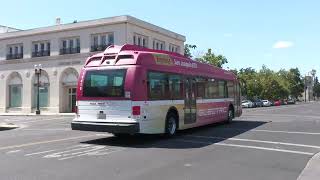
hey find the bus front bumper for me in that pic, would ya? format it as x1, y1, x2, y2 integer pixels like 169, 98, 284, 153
71, 121, 140, 134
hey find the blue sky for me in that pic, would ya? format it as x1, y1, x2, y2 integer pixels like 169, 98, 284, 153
1, 0, 319, 75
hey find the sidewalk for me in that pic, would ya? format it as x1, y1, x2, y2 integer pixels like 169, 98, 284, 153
0, 113, 75, 116
298, 152, 320, 180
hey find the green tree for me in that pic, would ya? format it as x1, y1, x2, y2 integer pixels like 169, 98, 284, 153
197, 49, 228, 68
314, 77, 320, 98
184, 44, 197, 58
287, 68, 304, 99
237, 67, 257, 99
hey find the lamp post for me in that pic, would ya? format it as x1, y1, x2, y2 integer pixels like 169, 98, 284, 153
305, 74, 307, 102
34, 64, 42, 115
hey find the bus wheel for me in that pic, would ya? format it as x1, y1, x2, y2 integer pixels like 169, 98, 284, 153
165, 113, 178, 137
227, 108, 234, 123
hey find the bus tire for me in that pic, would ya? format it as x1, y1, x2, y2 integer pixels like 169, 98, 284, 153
226, 107, 234, 124
165, 113, 178, 137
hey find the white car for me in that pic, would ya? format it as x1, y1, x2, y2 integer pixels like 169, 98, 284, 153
262, 100, 271, 107
242, 100, 254, 108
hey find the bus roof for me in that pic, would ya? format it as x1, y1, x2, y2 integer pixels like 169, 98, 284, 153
84, 44, 237, 81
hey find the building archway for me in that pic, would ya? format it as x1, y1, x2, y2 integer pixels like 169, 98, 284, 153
60, 68, 79, 113
31, 70, 50, 109
6, 72, 23, 109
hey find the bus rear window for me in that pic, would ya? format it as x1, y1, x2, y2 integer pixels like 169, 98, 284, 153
83, 69, 126, 97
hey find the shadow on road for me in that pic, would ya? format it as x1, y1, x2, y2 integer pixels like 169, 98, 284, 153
81, 120, 268, 149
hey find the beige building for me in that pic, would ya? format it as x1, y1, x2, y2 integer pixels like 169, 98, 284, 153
0, 15, 186, 114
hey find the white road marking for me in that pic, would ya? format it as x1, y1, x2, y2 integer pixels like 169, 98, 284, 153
176, 139, 314, 156
6, 150, 21, 154
187, 135, 320, 149
0, 134, 100, 151
225, 128, 320, 135
25, 150, 56, 156
44, 146, 97, 158
244, 114, 320, 119
25, 145, 92, 156
58, 148, 125, 161
57, 146, 107, 160
3, 117, 70, 123
21, 128, 70, 131
61, 146, 105, 157
21, 117, 72, 124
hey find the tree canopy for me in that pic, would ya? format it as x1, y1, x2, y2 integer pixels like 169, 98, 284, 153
234, 66, 305, 100
196, 49, 228, 68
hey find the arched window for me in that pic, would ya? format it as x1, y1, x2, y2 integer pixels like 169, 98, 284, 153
7, 72, 23, 108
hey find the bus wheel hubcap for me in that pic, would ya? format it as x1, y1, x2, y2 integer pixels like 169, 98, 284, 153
168, 117, 176, 134
228, 110, 233, 120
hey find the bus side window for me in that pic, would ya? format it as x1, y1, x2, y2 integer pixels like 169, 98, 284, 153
147, 72, 169, 100
169, 74, 183, 100
196, 77, 206, 99
218, 80, 227, 98
227, 81, 234, 98
205, 79, 218, 99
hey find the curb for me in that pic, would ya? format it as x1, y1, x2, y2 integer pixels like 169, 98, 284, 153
0, 123, 19, 131
0, 113, 75, 117
297, 152, 320, 180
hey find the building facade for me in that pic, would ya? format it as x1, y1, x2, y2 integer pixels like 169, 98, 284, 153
0, 15, 186, 114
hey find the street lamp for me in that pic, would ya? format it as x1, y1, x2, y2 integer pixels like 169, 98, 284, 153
304, 75, 307, 102
34, 64, 42, 115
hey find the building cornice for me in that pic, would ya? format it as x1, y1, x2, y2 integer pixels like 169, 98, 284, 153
0, 15, 185, 42
0, 52, 94, 69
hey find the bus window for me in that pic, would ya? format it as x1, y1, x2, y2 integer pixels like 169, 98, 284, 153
196, 77, 206, 99
83, 69, 126, 97
227, 81, 234, 98
169, 74, 183, 99
148, 72, 169, 100
218, 80, 227, 98
205, 79, 218, 99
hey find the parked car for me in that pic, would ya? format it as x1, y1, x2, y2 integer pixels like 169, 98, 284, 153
269, 100, 275, 106
242, 100, 254, 108
253, 99, 263, 107
282, 99, 288, 105
274, 100, 281, 106
287, 99, 296, 104
262, 100, 272, 107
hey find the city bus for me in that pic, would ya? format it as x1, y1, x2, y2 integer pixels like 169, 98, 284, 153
71, 44, 242, 136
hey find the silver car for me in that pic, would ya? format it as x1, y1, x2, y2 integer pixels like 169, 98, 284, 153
242, 100, 254, 108
262, 100, 271, 107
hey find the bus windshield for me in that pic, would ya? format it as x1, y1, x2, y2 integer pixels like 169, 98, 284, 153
83, 69, 126, 97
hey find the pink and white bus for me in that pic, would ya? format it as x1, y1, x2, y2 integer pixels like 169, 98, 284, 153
71, 44, 242, 136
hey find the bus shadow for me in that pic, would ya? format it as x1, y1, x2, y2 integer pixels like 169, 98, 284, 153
81, 120, 268, 149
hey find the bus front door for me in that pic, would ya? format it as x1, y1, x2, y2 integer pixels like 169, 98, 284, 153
184, 78, 197, 124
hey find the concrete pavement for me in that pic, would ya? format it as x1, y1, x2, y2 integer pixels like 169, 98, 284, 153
0, 103, 319, 179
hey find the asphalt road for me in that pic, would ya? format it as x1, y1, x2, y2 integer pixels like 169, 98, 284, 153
1, 102, 320, 180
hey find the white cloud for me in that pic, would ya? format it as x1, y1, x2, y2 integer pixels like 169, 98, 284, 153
273, 41, 294, 49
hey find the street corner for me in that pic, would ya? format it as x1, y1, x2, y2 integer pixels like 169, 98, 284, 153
0, 122, 19, 131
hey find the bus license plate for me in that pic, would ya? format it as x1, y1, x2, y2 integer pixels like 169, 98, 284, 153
97, 113, 106, 119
